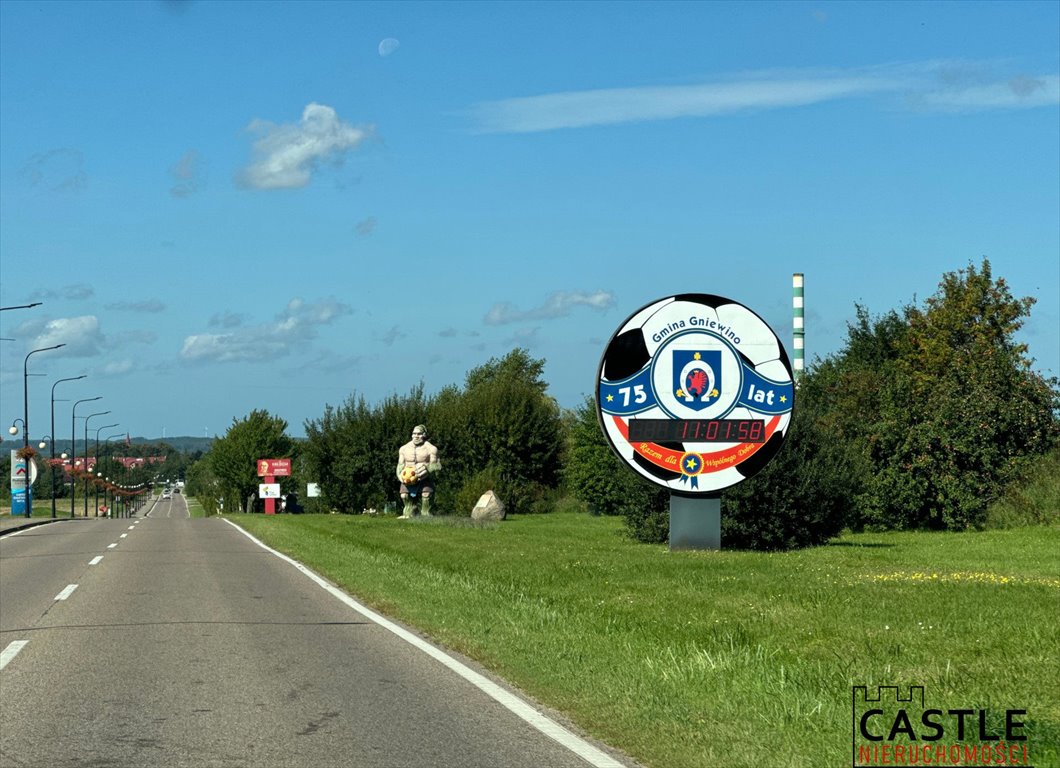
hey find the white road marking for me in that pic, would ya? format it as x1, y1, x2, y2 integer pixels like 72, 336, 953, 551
55, 584, 78, 601
223, 519, 627, 768
89, 556, 104, 565
128, 526, 135, 530
1, 641, 29, 670
107, 543, 117, 549
120, 533, 128, 539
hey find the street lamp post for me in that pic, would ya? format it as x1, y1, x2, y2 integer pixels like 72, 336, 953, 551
104, 434, 124, 517
93, 423, 118, 516
84, 412, 111, 517
21, 344, 65, 517
50, 375, 86, 518
71, 398, 102, 517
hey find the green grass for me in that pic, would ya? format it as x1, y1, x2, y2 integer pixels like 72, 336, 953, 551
224, 512, 1060, 768
184, 496, 207, 518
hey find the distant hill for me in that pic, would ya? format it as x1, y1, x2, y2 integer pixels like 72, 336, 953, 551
1, 436, 213, 456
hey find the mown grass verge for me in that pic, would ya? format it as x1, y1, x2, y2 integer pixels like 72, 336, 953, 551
224, 512, 1060, 768
184, 496, 207, 518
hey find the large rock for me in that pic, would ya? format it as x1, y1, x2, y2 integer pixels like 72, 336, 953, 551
471, 490, 506, 521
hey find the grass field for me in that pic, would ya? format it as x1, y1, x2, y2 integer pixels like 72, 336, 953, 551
224, 512, 1060, 768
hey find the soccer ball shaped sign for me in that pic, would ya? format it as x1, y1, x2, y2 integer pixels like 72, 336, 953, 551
596, 294, 794, 495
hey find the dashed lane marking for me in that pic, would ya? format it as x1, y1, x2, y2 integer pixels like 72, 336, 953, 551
1, 641, 29, 670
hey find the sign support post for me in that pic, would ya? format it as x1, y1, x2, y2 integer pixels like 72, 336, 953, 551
257, 458, 291, 515
264, 474, 275, 514
669, 494, 721, 551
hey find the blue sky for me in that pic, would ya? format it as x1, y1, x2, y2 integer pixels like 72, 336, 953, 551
1, 0, 1057, 441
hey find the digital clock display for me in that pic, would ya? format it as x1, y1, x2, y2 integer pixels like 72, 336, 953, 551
628, 418, 766, 444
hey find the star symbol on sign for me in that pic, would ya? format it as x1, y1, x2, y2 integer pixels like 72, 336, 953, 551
711, 388, 719, 398
606, 394, 614, 402
686, 458, 698, 471
780, 395, 787, 403
693, 352, 701, 360
676, 388, 685, 398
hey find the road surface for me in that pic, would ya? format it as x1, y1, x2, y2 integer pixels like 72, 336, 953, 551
1, 495, 627, 768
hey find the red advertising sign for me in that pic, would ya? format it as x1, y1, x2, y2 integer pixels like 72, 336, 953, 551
257, 458, 291, 477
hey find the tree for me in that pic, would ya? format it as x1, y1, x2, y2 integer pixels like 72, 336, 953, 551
301, 349, 565, 515
303, 386, 430, 513
861, 260, 1060, 529
563, 396, 670, 541
455, 350, 564, 514
208, 410, 294, 512
795, 305, 908, 530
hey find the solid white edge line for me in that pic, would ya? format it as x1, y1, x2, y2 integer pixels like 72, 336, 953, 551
89, 556, 104, 565
221, 518, 625, 768
55, 584, 78, 601
1, 641, 29, 670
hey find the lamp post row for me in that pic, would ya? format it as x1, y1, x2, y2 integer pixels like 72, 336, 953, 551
50, 375, 86, 518
3, 309, 140, 518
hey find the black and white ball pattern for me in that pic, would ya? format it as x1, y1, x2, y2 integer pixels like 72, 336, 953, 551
596, 294, 793, 494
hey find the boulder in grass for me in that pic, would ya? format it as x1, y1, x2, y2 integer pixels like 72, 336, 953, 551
471, 490, 506, 521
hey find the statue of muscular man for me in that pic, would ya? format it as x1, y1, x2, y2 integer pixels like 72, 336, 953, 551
396, 424, 441, 518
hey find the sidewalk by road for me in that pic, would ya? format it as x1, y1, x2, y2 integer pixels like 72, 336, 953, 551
0, 514, 83, 535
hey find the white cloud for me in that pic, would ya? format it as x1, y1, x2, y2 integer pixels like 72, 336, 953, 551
180, 297, 352, 363
238, 103, 374, 190
485, 290, 615, 325
470, 62, 1059, 133
100, 360, 134, 376
378, 38, 400, 57
472, 72, 906, 133
20, 316, 105, 357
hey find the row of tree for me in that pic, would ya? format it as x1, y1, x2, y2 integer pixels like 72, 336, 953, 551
187, 350, 564, 517
185, 260, 1059, 548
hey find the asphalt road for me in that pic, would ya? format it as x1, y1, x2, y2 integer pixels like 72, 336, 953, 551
1, 496, 628, 768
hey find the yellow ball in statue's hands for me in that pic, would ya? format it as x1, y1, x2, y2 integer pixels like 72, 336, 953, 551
401, 466, 418, 484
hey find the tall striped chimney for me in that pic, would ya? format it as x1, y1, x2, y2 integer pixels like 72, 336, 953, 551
793, 273, 805, 382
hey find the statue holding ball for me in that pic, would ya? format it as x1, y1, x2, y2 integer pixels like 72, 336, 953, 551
396, 424, 441, 518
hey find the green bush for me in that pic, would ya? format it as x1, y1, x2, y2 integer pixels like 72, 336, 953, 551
620, 494, 670, 544
983, 447, 1060, 529
302, 349, 565, 516
566, 392, 851, 549
454, 466, 504, 516
721, 405, 850, 550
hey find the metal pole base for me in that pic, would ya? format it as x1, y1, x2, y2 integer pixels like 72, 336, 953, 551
669, 494, 721, 551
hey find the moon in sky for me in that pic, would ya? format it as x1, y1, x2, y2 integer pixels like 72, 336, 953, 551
378, 38, 400, 57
